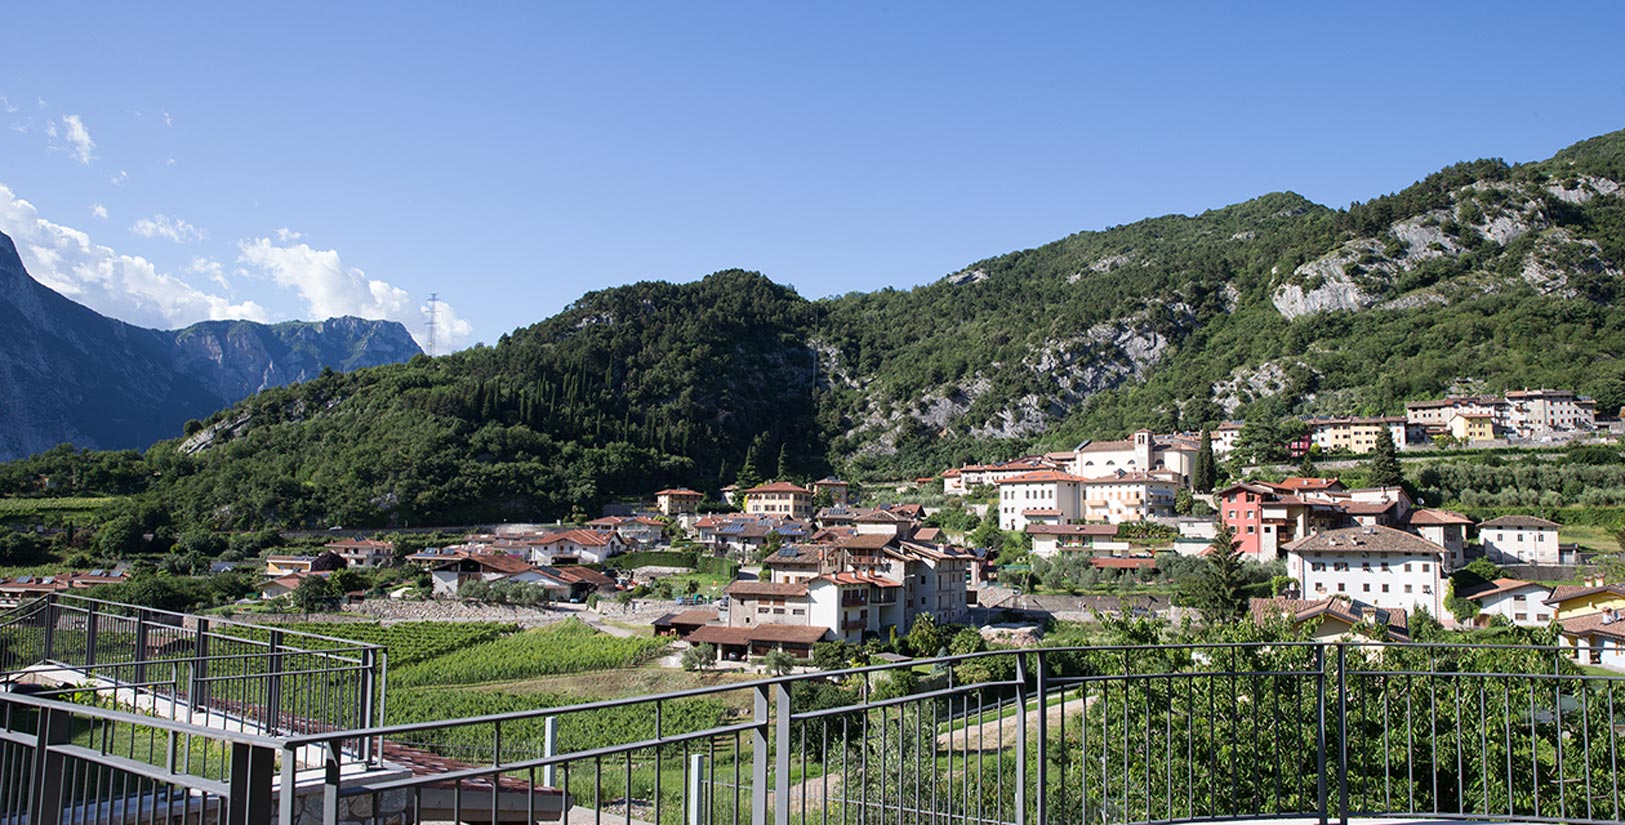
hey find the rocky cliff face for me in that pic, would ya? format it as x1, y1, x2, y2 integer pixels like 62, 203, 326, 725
0, 231, 421, 460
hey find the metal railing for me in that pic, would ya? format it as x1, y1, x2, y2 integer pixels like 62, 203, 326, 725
0, 594, 384, 745
6, 595, 1625, 825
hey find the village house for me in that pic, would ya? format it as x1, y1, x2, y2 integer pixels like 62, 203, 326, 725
1249, 597, 1411, 642
1303, 416, 1409, 453
1024, 523, 1123, 558
585, 516, 663, 547
1209, 421, 1245, 459
1284, 526, 1446, 618
654, 487, 704, 517
1077, 470, 1180, 523
1456, 578, 1554, 627
1448, 412, 1499, 443
1068, 429, 1196, 484
323, 538, 395, 568
523, 529, 624, 565
996, 469, 1086, 531
1478, 515, 1565, 566
811, 477, 851, 506
264, 555, 319, 576
1406, 509, 1474, 569
1406, 396, 1509, 435
943, 457, 1056, 495
0, 569, 128, 609
742, 481, 815, 520
1546, 578, 1625, 668
1505, 389, 1597, 436
407, 548, 570, 598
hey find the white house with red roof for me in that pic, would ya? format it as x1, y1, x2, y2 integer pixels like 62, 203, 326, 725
996, 469, 1088, 531
1077, 470, 1180, 523
1457, 577, 1554, 627
1025, 523, 1122, 557
654, 487, 704, 516
742, 481, 815, 520
524, 529, 624, 565
1285, 526, 1446, 617
323, 538, 396, 568
1406, 509, 1474, 568
1479, 515, 1564, 566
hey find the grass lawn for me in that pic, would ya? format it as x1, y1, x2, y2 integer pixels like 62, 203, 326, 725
1561, 523, 1620, 555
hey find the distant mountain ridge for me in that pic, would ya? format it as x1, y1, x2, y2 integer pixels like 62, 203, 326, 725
0, 231, 421, 460
5, 129, 1625, 529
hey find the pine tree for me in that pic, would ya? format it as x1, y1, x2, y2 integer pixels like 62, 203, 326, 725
1192, 522, 1246, 624
1369, 427, 1403, 487
776, 443, 791, 481
736, 446, 762, 492
1194, 428, 1217, 493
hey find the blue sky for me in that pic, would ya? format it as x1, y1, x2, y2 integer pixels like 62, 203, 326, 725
2, 2, 1623, 349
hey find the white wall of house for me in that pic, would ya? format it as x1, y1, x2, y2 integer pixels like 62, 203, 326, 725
1475, 587, 1554, 627
1288, 549, 1443, 617
1482, 526, 1561, 565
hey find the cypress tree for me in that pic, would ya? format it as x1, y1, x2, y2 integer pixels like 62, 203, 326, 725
1194, 427, 1217, 493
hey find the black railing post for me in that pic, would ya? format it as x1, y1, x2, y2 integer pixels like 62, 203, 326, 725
192, 618, 210, 709
1337, 643, 1349, 825
83, 602, 99, 669
27, 705, 71, 825
267, 630, 284, 736
1316, 643, 1328, 825
1014, 650, 1029, 825
1033, 649, 1048, 825
323, 741, 343, 825
41, 594, 57, 662
229, 742, 276, 825
752, 682, 770, 825
133, 609, 150, 686
774, 680, 792, 825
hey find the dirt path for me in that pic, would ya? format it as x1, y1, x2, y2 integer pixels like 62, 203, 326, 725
935, 693, 1091, 751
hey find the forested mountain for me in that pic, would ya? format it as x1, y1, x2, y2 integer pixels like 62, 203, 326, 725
0, 231, 421, 460
6, 129, 1625, 529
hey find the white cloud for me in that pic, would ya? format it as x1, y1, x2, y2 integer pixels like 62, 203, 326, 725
188, 256, 230, 289
0, 183, 268, 328
0, 96, 16, 114
90, 204, 108, 219
237, 236, 471, 349
131, 214, 205, 244
275, 227, 302, 241
163, 111, 172, 127
59, 115, 95, 164
166, 157, 176, 166
110, 170, 128, 185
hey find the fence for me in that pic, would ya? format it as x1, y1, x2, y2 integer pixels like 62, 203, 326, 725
0, 593, 383, 744
5, 596, 1625, 825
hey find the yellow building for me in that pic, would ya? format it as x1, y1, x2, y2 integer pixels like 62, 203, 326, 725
1448, 412, 1497, 442
1545, 580, 1625, 622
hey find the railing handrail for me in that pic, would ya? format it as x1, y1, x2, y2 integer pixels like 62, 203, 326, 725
0, 685, 292, 749
39, 592, 387, 652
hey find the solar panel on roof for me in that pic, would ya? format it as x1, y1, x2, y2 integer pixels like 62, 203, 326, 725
16, 575, 31, 583
90, 569, 104, 576
40, 577, 53, 584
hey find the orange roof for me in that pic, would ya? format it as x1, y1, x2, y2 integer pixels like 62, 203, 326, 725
1407, 509, 1474, 526
996, 470, 1087, 485
743, 481, 813, 495
656, 488, 704, 497
532, 529, 616, 547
